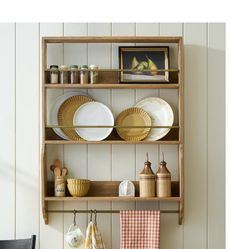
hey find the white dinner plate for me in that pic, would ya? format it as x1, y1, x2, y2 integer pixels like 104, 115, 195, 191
50, 91, 88, 140
73, 102, 114, 141
135, 97, 174, 141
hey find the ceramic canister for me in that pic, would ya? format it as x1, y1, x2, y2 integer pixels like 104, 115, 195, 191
54, 176, 66, 197
139, 155, 156, 197
156, 156, 171, 197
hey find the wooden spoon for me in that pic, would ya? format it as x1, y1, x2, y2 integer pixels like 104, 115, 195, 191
62, 167, 68, 176
54, 159, 61, 169
54, 167, 61, 177
50, 164, 56, 172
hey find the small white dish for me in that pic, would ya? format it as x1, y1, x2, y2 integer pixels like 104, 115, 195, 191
73, 102, 114, 141
119, 180, 135, 197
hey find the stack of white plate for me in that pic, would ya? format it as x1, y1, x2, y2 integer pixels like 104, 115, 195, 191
134, 97, 174, 141
49, 92, 114, 141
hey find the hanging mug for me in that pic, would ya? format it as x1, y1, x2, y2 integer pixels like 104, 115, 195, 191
65, 223, 85, 248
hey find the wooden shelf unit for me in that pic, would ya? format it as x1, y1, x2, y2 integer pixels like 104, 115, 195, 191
41, 36, 184, 225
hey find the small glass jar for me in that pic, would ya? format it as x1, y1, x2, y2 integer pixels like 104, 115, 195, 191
50, 65, 59, 84
89, 65, 99, 84
70, 65, 79, 84
80, 65, 88, 84
59, 65, 69, 84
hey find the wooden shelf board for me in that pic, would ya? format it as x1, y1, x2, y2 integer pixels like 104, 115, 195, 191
44, 140, 180, 145
44, 196, 181, 202
43, 36, 182, 44
44, 83, 179, 89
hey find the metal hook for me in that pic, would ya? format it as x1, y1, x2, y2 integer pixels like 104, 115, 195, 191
73, 210, 77, 226
90, 210, 93, 222
94, 209, 97, 225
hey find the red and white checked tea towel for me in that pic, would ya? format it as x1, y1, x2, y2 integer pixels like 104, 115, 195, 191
120, 210, 160, 249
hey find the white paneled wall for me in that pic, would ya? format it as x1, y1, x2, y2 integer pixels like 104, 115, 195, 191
0, 23, 225, 249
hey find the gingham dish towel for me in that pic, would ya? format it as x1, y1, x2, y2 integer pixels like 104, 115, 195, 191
120, 210, 160, 249
84, 221, 106, 249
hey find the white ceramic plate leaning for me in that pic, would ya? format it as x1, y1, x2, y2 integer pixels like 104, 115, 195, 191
49, 91, 88, 140
73, 102, 114, 141
135, 97, 174, 141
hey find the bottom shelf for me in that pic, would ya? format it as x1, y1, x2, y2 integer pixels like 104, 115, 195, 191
42, 181, 183, 225
45, 180, 180, 198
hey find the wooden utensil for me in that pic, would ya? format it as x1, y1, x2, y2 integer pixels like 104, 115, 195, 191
54, 159, 61, 169
54, 167, 61, 177
62, 167, 68, 176
50, 164, 56, 172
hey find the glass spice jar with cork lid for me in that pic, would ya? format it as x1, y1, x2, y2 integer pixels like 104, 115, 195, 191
50, 65, 59, 84
156, 153, 172, 197
139, 153, 156, 197
70, 65, 79, 84
59, 65, 69, 84
89, 65, 99, 84
80, 65, 89, 84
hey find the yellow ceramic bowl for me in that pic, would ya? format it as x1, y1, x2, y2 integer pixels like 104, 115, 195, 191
67, 179, 90, 197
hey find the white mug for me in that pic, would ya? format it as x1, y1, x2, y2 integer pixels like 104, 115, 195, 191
65, 224, 85, 248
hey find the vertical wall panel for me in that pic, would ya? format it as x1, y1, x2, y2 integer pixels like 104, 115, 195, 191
40, 23, 64, 249
63, 23, 89, 248
87, 23, 112, 249
111, 23, 136, 249
159, 23, 183, 249
135, 22, 159, 210
15, 23, 39, 240
208, 23, 225, 249
184, 23, 208, 249
0, 23, 15, 240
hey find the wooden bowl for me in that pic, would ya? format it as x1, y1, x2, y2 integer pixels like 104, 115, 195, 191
67, 179, 90, 197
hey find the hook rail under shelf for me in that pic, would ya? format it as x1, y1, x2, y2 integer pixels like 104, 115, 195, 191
47, 209, 179, 214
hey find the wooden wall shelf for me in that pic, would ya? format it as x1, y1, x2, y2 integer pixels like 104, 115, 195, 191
44, 83, 179, 89
44, 196, 181, 201
44, 140, 181, 145
41, 36, 184, 225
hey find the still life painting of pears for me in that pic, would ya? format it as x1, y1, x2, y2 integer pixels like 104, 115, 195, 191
131, 55, 158, 75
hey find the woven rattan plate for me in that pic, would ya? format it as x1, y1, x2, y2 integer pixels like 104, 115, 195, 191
116, 107, 151, 141
58, 95, 94, 140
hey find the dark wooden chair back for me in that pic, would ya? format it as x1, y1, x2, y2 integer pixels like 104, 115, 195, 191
0, 235, 36, 249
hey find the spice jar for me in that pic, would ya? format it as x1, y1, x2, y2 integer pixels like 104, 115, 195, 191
139, 153, 156, 197
54, 176, 66, 197
50, 65, 59, 84
156, 153, 171, 197
89, 65, 99, 84
59, 65, 69, 84
80, 65, 88, 84
70, 65, 79, 84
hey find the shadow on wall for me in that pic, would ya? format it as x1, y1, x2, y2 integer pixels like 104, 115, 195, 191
183, 44, 225, 226
0, 161, 38, 191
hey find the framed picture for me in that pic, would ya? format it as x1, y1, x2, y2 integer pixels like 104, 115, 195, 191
119, 46, 169, 83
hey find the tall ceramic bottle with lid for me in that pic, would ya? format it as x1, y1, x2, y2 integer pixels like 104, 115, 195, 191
156, 153, 171, 197
139, 153, 156, 197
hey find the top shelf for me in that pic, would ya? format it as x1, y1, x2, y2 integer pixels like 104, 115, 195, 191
44, 83, 179, 89
42, 36, 182, 44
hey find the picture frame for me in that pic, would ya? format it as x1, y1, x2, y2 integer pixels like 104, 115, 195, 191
119, 46, 169, 83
